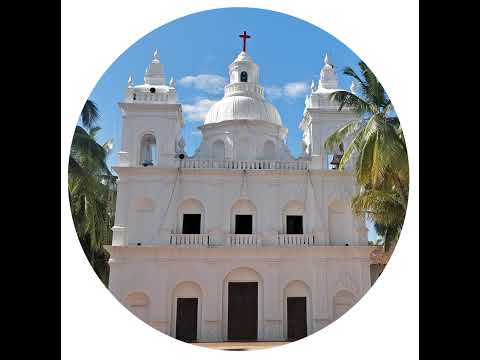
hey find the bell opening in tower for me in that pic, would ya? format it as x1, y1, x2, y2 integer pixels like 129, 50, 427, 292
240, 71, 248, 82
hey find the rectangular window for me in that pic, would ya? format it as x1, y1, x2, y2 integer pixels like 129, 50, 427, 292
235, 215, 253, 234
182, 214, 201, 234
286, 215, 303, 234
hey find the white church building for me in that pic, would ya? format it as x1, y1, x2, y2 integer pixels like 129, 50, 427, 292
106, 36, 375, 343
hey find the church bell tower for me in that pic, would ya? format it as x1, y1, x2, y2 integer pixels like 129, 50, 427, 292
300, 54, 359, 170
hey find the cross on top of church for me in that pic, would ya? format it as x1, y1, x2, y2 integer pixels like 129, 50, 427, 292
239, 31, 251, 52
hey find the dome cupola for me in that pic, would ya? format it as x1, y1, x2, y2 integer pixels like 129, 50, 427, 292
204, 32, 283, 126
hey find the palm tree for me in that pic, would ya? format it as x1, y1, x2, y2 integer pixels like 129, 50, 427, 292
68, 100, 116, 285
324, 61, 409, 251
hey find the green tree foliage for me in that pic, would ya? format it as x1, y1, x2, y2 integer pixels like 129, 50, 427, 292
325, 61, 409, 251
68, 100, 116, 285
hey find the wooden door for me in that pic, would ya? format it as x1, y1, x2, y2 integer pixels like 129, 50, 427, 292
228, 282, 258, 340
287, 297, 307, 340
176, 298, 198, 342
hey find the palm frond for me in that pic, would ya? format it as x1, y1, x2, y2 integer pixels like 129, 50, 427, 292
80, 100, 100, 129
324, 120, 362, 152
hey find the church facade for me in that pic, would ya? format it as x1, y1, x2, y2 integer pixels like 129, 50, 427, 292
106, 39, 375, 342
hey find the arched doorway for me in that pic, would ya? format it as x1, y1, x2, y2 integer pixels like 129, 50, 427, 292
283, 280, 312, 340
171, 281, 203, 342
222, 267, 264, 341
212, 139, 225, 160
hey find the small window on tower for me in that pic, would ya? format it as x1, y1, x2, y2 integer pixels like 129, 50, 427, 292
240, 71, 248, 82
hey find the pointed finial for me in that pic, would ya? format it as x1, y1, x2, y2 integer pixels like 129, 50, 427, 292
128, 75, 134, 88
169, 76, 176, 88
153, 49, 160, 61
311, 80, 315, 91
350, 80, 358, 94
324, 53, 332, 66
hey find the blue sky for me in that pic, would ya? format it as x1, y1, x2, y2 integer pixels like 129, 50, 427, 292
86, 7, 377, 241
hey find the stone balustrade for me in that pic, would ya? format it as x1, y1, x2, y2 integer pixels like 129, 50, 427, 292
227, 234, 258, 247
126, 91, 176, 104
178, 159, 310, 171
170, 233, 209, 246
224, 82, 264, 98
277, 234, 315, 246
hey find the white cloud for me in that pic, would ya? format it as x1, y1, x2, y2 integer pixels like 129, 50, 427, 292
265, 82, 309, 100
284, 82, 309, 98
265, 86, 283, 99
178, 74, 227, 94
182, 99, 217, 122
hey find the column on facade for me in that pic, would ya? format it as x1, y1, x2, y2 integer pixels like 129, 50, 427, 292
112, 177, 129, 246
307, 174, 328, 245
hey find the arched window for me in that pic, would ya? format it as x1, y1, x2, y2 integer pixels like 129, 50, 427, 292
262, 140, 275, 159
328, 200, 352, 245
133, 197, 155, 245
140, 133, 157, 166
212, 139, 225, 160
333, 290, 355, 320
231, 199, 256, 234
177, 199, 205, 234
240, 71, 248, 82
282, 200, 304, 234
124, 292, 150, 323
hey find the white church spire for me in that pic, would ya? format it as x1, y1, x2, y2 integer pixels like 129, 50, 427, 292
123, 48, 179, 104
319, 52, 339, 89
324, 53, 332, 66
144, 49, 165, 85
153, 49, 160, 62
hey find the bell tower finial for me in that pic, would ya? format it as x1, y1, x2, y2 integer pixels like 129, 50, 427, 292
319, 53, 338, 89
144, 49, 165, 85
324, 53, 332, 66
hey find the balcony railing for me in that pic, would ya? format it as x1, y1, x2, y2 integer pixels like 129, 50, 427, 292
278, 234, 314, 246
170, 234, 209, 246
178, 159, 310, 171
227, 234, 258, 247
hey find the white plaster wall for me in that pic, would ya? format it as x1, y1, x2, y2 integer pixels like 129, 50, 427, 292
107, 247, 373, 342
116, 169, 363, 246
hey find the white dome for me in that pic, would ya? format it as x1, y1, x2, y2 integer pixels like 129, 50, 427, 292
204, 95, 283, 126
